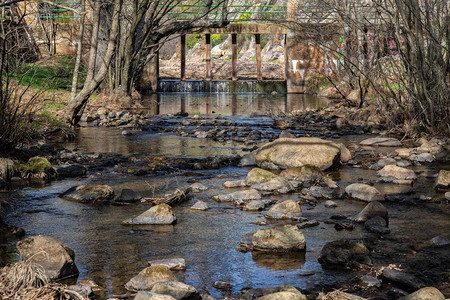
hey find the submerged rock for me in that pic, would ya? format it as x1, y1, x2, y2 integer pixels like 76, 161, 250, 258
222, 180, 247, 188
148, 258, 186, 270
125, 266, 177, 291
189, 183, 208, 193
265, 200, 302, 220
381, 269, 424, 292
353, 201, 388, 223
61, 185, 114, 203
246, 168, 278, 186
151, 281, 200, 300
365, 216, 390, 234
318, 239, 371, 268
254, 137, 342, 170
345, 183, 384, 202
16, 235, 79, 280
212, 189, 261, 203
123, 204, 176, 225
378, 165, 417, 182
252, 225, 306, 252
360, 137, 402, 147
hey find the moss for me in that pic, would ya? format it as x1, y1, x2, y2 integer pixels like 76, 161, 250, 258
140, 265, 175, 280
23, 157, 52, 174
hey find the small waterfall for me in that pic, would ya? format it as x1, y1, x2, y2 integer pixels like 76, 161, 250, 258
157, 80, 287, 94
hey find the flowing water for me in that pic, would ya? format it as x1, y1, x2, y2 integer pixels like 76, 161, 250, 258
1, 93, 449, 298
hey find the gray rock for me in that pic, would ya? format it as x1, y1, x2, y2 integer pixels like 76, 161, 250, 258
244, 200, 266, 211
189, 183, 208, 193
279, 130, 296, 138
123, 204, 176, 225
375, 158, 397, 169
297, 220, 320, 229
360, 137, 402, 147
251, 176, 294, 194
252, 225, 306, 252
435, 170, 450, 189
360, 275, 381, 288
255, 137, 342, 171
118, 188, 141, 203
381, 269, 424, 292
135, 291, 177, 300
410, 153, 434, 163
16, 235, 79, 280
364, 216, 390, 234
301, 186, 338, 199
397, 160, 412, 167
148, 258, 186, 270
190, 201, 208, 211
353, 201, 388, 223
239, 153, 257, 167
345, 183, 384, 202
279, 165, 324, 184
318, 239, 372, 268
378, 165, 417, 184
265, 200, 302, 220
212, 189, 261, 203
317, 291, 367, 300
399, 287, 445, 300
68, 284, 94, 298
56, 164, 87, 178
61, 185, 114, 203
151, 281, 200, 300
324, 200, 338, 208
125, 266, 177, 291
445, 192, 450, 200
258, 290, 306, 300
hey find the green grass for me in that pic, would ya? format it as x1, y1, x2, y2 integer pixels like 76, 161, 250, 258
14, 56, 86, 92
31, 109, 67, 130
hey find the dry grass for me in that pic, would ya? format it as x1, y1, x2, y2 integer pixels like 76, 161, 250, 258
0, 158, 18, 181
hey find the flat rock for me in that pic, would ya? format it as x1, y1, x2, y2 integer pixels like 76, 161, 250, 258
123, 204, 176, 225
16, 235, 79, 280
345, 183, 384, 202
125, 266, 177, 291
212, 189, 261, 203
265, 200, 302, 220
353, 201, 388, 223
254, 137, 342, 171
395, 148, 412, 158
56, 164, 87, 178
324, 200, 338, 208
435, 170, 450, 189
251, 176, 294, 194
297, 220, 319, 229
151, 281, 200, 300
301, 186, 338, 199
148, 258, 186, 270
189, 183, 208, 193
381, 269, 424, 292
360, 137, 402, 147
374, 158, 397, 169
252, 225, 306, 252
258, 291, 306, 300
410, 153, 434, 163
399, 287, 445, 300
190, 201, 208, 211
244, 200, 266, 211
246, 168, 278, 185
222, 180, 247, 188
61, 185, 114, 203
279, 165, 324, 184
378, 165, 417, 182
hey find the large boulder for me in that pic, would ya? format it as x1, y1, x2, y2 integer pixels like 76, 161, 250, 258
151, 281, 200, 300
246, 168, 278, 186
435, 170, 450, 190
360, 137, 402, 147
345, 183, 384, 202
252, 225, 306, 252
125, 266, 177, 291
61, 185, 114, 203
318, 240, 371, 268
353, 201, 388, 223
251, 177, 294, 194
16, 235, 79, 280
399, 287, 445, 300
123, 204, 176, 225
377, 165, 417, 184
265, 200, 302, 220
254, 137, 342, 170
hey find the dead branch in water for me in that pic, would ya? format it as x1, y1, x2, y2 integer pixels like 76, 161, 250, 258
142, 188, 190, 206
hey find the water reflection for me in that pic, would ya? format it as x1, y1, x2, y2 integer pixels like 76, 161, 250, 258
251, 251, 306, 271
137, 93, 329, 117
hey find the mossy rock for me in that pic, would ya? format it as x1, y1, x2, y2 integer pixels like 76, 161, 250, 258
23, 157, 53, 174
246, 168, 278, 186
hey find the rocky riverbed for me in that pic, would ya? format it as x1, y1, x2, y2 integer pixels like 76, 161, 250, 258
1, 98, 449, 300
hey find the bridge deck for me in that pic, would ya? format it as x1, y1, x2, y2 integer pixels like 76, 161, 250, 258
200, 23, 286, 34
